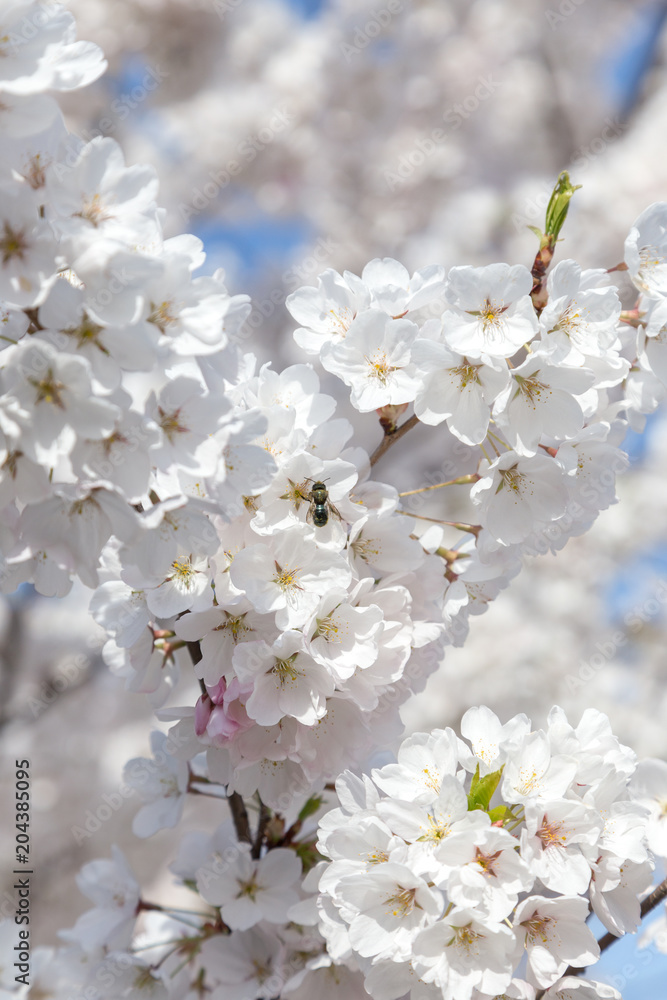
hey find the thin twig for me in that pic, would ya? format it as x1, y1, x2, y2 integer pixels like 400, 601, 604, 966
399, 474, 478, 497
369, 414, 420, 467
252, 801, 271, 859
396, 510, 481, 534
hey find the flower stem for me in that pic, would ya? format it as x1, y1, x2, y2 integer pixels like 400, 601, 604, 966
396, 510, 481, 534
398, 474, 478, 497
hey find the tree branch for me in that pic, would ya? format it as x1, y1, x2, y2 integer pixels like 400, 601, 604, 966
228, 792, 252, 845
252, 800, 271, 859
185, 637, 252, 845
369, 413, 420, 468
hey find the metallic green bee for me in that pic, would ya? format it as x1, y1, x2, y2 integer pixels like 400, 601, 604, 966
306, 479, 341, 528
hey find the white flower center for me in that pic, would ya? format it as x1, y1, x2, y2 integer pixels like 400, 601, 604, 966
384, 885, 419, 918
364, 350, 397, 385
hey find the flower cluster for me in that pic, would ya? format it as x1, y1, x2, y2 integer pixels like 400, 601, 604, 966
2, 5, 667, 999
316, 705, 665, 1000
3, 1, 667, 812
11, 705, 667, 1000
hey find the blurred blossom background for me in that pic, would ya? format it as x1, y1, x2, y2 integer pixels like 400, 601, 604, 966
2, 0, 667, 995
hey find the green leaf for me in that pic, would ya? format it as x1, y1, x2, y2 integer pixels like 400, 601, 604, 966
467, 766, 504, 812
488, 805, 512, 824
294, 841, 325, 873
298, 794, 323, 823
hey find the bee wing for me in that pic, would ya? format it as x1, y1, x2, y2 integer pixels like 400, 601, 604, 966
306, 503, 314, 525
327, 500, 343, 522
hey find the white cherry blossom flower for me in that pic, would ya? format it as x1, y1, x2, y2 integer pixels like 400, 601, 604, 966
174, 602, 275, 686
249, 363, 336, 434
199, 927, 283, 1000
630, 757, 667, 857
360, 258, 446, 316
458, 705, 531, 776
333, 862, 443, 962
144, 553, 213, 618
197, 842, 301, 928
412, 337, 509, 444
0, 1, 106, 94
305, 588, 383, 681
46, 136, 160, 256
437, 821, 534, 921
590, 857, 653, 936
287, 267, 370, 355
320, 309, 420, 411
59, 846, 140, 953
520, 799, 602, 895
471, 452, 569, 545
349, 512, 425, 575
19, 485, 139, 588
493, 350, 594, 456
554, 423, 628, 514
89, 580, 151, 649
624, 201, 667, 296
513, 895, 599, 989
375, 775, 469, 855
0, 182, 57, 305
412, 908, 516, 1000
442, 263, 538, 359
229, 529, 351, 629
148, 375, 228, 479
37, 277, 159, 381
232, 630, 334, 726
541, 978, 622, 1000
538, 261, 622, 362
501, 730, 576, 804
120, 498, 218, 580
70, 408, 160, 502
372, 728, 459, 805
2, 337, 119, 450
123, 731, 189, 838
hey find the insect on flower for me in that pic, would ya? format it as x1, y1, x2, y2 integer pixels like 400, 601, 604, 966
305, 479, 342, 528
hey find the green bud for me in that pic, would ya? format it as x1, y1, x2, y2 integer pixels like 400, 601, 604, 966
544, 171, 581, 243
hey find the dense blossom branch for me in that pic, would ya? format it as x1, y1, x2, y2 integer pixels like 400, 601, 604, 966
2, 5, 667, 1000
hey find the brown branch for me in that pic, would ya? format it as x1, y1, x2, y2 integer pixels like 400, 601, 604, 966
186, 640, 203, 667
185, 639, 252, 843
369, 413, 420, 468
228, 792, 252, 845
252, 801, 271, 859
640, 876, 667, 920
